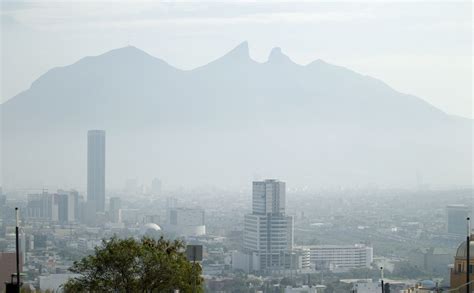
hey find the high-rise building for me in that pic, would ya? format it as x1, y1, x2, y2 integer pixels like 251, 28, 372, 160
87, 130, 106, 212
27, 192, 52, 220
27, 190, 78, 223
237, 179, 294, 273
446, 204, 470, 235
55, 190, 78, 223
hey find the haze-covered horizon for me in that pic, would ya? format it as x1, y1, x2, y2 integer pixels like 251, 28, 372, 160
1, 3, 474, 291
1, 41, 472, 191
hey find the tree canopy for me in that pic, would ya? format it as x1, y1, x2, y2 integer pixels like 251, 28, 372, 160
63, 236, 202, 293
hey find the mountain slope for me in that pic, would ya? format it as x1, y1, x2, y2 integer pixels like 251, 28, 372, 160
1, 42, 472, 189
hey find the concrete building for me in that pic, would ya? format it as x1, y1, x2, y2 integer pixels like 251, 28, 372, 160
234, 179, 294, 273
446, 204, 470, 235
87, 130, 106, 212
55, 190, 78, 223
408, 247, 454, 273
27, 192, 52, 220
298, 244, 373, 271
27, 190, 78, 223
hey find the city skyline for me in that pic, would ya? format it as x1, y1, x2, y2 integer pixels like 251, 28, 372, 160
0, 2, 472, 292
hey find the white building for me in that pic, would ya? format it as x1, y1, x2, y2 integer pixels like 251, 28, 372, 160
234, 179, 295, 273
297, 244, 373, 271
284, 285, 326, 293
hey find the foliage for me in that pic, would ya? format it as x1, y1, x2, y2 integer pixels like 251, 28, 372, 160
391, 261, 426, 279
63, 236, 202, 293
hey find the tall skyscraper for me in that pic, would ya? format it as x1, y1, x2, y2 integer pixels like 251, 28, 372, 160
87, 130, 106, 212
239, 179, 294, 272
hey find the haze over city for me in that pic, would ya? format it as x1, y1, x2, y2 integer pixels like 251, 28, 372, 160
0, 1, 472, 293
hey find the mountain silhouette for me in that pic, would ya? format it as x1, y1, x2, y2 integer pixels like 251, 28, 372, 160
1, 42, 472, 189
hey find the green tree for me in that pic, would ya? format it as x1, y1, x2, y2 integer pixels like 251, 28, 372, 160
391, 261, 426, 279
63, 236, 203, 293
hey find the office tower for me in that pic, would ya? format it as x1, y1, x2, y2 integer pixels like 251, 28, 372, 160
87, 130, 106, 212
27, 190, 77, 223
151, 178, 162, 196
446, 204, 470, 235
240, 179, 294, 272
55, 190, 78, 223
252, 180, 286, 215
109, 197, 122, 223
27, 192, 53, 220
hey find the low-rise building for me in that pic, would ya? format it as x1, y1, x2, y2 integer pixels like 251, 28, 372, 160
297, 244, 373, 271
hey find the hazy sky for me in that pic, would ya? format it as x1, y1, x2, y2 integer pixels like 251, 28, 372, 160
1, 1, 472, 118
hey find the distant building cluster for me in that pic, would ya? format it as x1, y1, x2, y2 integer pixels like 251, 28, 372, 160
0, 130, 472, 292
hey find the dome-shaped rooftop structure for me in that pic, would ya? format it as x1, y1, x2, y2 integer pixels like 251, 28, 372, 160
455, 236, 474, 259
140, 223, 162, 238
418, 280, 436, 289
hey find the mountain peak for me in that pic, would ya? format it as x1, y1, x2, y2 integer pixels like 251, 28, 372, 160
225, 41, 250, 59
267, 47, 294, 64
102, 45, 151, 59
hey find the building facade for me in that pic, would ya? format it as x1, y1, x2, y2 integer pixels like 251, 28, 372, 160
298, 244, 373, 271
87, 130, 106, 212
238, 179, 294, 273
27, 190, 78, 223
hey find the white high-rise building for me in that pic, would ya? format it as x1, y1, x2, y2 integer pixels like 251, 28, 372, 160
237, 179, 294, 273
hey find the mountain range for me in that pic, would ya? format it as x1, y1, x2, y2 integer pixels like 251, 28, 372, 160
1, 42, 472, 190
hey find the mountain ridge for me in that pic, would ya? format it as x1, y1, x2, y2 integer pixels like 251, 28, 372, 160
1, 42, 471, 189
